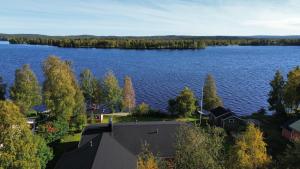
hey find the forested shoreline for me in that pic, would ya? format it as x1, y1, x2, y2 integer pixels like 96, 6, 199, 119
2, 34, 300, 49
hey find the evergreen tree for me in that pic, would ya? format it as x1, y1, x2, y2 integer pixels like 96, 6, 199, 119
268, 70, 285, 114
0, 76, 6, 100
229, 124, 271, 169
203, 74, 223, 110
9, 64, 42, 114
0, 101, 52, 169
102, 71, 122, 112
284, 66, 300, 113
79, 69, 99, 104
122, 76, 136, 112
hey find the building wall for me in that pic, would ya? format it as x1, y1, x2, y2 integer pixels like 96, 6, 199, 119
222, 117, 242, 130
282, 128, 300, 141
282, 128, 292, 140
291, 130, 300, 141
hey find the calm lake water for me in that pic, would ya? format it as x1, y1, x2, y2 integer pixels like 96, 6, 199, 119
0, 41, 299, 115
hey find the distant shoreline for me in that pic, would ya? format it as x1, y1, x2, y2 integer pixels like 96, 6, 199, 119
1, 34, 300, 49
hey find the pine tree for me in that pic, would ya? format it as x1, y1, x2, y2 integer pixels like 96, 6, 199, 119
9, 64, 42, 114
0, 76, 6, 100
102, 71, 122, 112
122, 76, 136, 112
268, 70, 285, 114
229, 124, 271, 169
203, 74, 223, 110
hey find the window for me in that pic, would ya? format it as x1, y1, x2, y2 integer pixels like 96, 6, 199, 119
229, 119, 235, 123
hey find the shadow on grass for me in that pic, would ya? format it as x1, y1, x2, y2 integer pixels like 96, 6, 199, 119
46, 141, 79, 169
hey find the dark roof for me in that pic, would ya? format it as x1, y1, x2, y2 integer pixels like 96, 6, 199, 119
33, 104, 48, 113
55, 135, 101, 169
220, 112, 234, 120
210, 106, 231, 118
55, 121, 184, 169
91, 133, 137, 169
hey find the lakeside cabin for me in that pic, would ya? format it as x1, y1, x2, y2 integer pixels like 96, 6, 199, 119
282, 119, 300, 141
209, 106, 244, 130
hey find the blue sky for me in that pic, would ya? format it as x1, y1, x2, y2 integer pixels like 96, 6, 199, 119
1, 0, 300, 36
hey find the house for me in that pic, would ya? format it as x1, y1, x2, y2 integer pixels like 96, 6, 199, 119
55, 120, 185, 169
33, 104, 50, 114
26, 117, 37, 132
282, 119, 300, 141
209, 106, 244, 129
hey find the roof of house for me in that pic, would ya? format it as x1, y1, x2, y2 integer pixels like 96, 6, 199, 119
55, 121, 184, 169
210, 106, 231, 118
289, 119, 300, 132
33, 104, 49, 113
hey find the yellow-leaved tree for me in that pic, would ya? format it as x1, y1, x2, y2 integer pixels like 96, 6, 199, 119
137, 144, 159, 169
229, 123, 271, 169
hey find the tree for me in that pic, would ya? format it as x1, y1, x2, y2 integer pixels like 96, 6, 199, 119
168, 87, 197, 117
284, 66, 300, 113
174, 125, 226, 169
134, 102, 150, 116
71, 84, 87, 131
79, 69, 99, 104
0, 101, 52, 169
74, 113, 87, 130
9, 64, 42, 114
102, 71, 122, 112
279, 141, 300, 169
34, 135, 53, 169
229, 124, 271, 169
0, 76, 6, 100
268, 70, 285, 114
43, 56, 85, 140
43, 56, 76, 121
137, 143, 159, 169
122, 76, 136, 112
203, 74, 223, 110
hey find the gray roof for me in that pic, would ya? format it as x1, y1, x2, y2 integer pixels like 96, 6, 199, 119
210, 106, 231, 118
289, 119, 300, 132
55, 121, 184, 169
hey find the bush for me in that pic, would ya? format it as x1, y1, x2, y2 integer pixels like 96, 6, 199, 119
134, 102, 150, 116
71, 113, 87, 131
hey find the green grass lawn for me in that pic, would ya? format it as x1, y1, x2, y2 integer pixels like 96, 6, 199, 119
60, 132, 81, 143
93, 113, 200, 124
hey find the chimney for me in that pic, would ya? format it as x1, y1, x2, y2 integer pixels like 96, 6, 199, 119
108, 117, 113, 132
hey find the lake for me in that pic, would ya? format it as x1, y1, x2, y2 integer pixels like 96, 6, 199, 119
0, 41, 299, 115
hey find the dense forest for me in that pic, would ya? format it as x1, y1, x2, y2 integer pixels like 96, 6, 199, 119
1, 34, 300, 49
